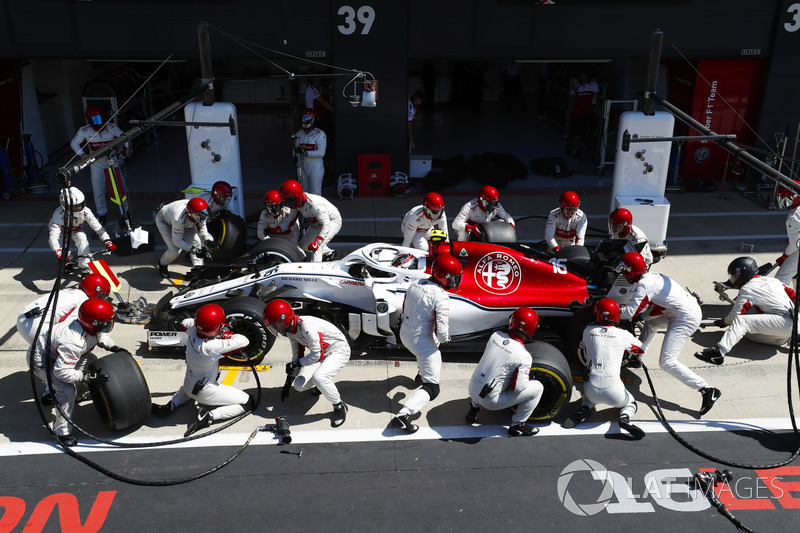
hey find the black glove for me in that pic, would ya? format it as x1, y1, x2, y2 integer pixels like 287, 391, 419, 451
294, 146, 306, 155
83, 372, 109, 384
286, 360, 301, 375
714, 318, 727, 328
107, 345, 124, 353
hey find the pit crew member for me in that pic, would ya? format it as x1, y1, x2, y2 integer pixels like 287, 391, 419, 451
294, 109, 327, 196
545, 190, 587, 252
401, 192, 448, 250
257, 189, 300, 244
154, 197, 214, 278
452, 186, 515, 241
198, 180, 234, 219
608, 208, 653, 266
279, 179, 341, 262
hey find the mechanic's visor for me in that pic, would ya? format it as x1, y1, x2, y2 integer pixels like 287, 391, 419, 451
266, 204, 283, 217
89, 114, 103, 126
93, 319, 114, 334
480, 198, 499, 212
266, 320, 288, 337
447, 273, 462, 290
561, 206, 577, 218
215, 194, 232, 207
188, 209, 209, 224
608, 221, 625, 237
424, 206, 443, 220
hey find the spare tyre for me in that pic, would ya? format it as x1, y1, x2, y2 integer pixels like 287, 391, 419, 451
526, 340, 573, 421
247, 238, 305, 270
476, 220, 517, 243
88, 351, 151, 430
207, 211, 248, 263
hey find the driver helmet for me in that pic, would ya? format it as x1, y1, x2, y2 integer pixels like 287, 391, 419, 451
85, 105, 106, 131
559, 191, 580, 218
194, 304, 226, 339
390, 172, 409, 199
262, 298, 296, 336
593, 298, 620, 325
616, 252, 648, 283
430, 255, 462, 289
78, 298, 115, 336
423, 192, 445, 221
211, 181, 233, 208
263, 189, 283, 217
186, 197, 210, 224
478, 186, 500, 212
80, 273, 111, 300
279, 180, 305, 209
59, 187, 85, 212
301, 109, 317, 131
726, 256, 758, 289
508, 307, 538, 343
608, 208, 633, 238
391, 253, 416, 269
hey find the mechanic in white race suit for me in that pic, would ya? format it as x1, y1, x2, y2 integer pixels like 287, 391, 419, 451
401, 192, 449, 250
30, 298, 117, 447
151, 304, 253, 437
465, 307, 543, 437
263, 299, 350, 428
154, 197, 214, 278
49, 187, 117, 273
69, 105, 130, 224
616, 252, 722, 417
279, 179, 341, 262
452, 185, 515, 241
608, 208, 653, 266
257, 189, 300, 244
198, 180, 234, 220
294, 109, 327, 196
775, 184, 800, 289
695, 257, 796, 366
545, 190, 587, 252
564, 298, 646, 439
392, 255, 463, 433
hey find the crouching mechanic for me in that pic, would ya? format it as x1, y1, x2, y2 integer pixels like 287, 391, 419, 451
608, 208, 653, 266
154, 197, 214, 278
257, 189, 300, 244
199, 180, 234, 219
49, 187, 117, 273
452, 186, 514, 241
392, 255, 462, 433
564, 298, 646, 439
695, 257, 796, 365
152, 304, 253, 437
279, 179, 341, 262
401, 192, 449, 250
465, 307, 543, 437
263, 299, 350, 427
29, 298, 117, 447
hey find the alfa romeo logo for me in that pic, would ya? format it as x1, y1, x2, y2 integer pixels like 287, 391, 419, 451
474, 252, 521, 294
557, 459, 614, 516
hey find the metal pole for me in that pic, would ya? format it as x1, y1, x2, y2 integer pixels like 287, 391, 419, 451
643, 29, 663, 116
198, 22, 215, 106
648, 92, 800, 196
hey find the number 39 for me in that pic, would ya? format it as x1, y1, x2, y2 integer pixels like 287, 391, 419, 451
337, 5, 376, 35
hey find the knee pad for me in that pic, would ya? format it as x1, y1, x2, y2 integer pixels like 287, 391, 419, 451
421, 382, 440, 401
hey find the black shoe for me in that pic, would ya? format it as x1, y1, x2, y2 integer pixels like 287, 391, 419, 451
563, 406, 591, 429
158, 263, 169, 279
700, 387, 722, 416
618, 415, 646, 439
41, 391, 55, 406
184, 408, 212, 437
391, 414, 419, 434
57, 434, 78, 447
151, 402, 174, 417
465, 404, 480, 424
332, 402, 348, 428
695, 347, 724, 365
508, 423, 539, 437
76, 390, 92, 403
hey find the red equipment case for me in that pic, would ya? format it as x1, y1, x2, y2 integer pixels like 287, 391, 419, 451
357, 154, 391, 197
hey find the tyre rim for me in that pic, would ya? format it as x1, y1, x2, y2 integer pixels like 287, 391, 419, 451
226, 315, 264, 363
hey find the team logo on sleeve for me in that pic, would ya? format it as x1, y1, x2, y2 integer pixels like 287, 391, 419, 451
474, 252, 521, 294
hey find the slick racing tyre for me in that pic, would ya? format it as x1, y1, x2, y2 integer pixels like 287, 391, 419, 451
221, 296, 275, 365
88, 350, 152, 430
566, 304, 594, 363
248, 238, 305, 270
207, 211, 248, 263
525, 340, 573, 421
475, 220, 517, 243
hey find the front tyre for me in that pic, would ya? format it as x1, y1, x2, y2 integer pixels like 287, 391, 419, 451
221, 296, 275, 365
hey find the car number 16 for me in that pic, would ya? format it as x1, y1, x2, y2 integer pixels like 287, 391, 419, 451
550, 257, 568, 274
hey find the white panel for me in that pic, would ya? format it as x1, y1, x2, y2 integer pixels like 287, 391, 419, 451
615, 195, 670, 251
184, 101, 244, 218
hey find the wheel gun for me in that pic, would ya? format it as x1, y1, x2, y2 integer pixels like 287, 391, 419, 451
713, 281, 735, 305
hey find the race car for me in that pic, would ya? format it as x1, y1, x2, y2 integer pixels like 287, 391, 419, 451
147, 235, 633, 421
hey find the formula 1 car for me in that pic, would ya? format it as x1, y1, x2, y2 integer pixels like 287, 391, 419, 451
147, 232, 633, 421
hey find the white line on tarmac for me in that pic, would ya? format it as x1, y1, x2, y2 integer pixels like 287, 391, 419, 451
1, 417, 793, 457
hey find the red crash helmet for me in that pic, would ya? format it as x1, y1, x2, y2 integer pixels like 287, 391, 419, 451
187, 197, 210, 224
279, 180, 305, 209
264, 189, 283, 217
85, 105, 105, 130
616, 252, 648, 282
195, 304, 226, 339
78, 298, 115, 336
262, 298, 296, 336
508, 307, 539, 343
478, 186, 500, 212
211, 181, 233, 207
608, 208, 633, 237
423, 192, 445, 221
593, 298, 620, 324
430, 255, 462, 289
80, 273, 111, 299
559, 191, 580, 216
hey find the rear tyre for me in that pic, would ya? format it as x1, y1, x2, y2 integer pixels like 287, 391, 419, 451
526, 340, 573, 421
88, 351, 152, 430
221, 296, 275, 365
476, 220, 517, 243
207, 212, 247, 263
247, 238, 305, 270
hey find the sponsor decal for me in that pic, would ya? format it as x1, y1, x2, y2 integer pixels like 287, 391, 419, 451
474, 252, 521, 295
0, 491, 116, 530
694, 146, 710, 162
340, 280, 364, 286
459, 248, 468, 257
